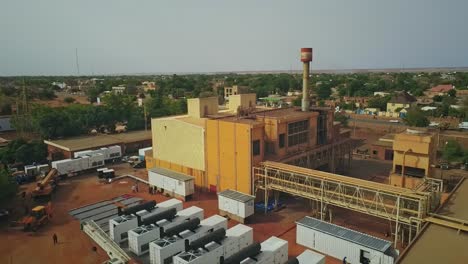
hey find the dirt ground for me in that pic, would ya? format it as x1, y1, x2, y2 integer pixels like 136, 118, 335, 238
0, 159, 397, 264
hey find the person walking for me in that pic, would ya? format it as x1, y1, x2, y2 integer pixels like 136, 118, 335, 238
53, 233, 58, 245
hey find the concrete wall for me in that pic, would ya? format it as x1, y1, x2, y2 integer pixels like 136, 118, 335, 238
187, 97, 218, 118
228, 94, 256, 112
152, 118, 205, 171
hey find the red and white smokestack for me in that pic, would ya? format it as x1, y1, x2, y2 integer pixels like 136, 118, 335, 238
300, 48, 313, 112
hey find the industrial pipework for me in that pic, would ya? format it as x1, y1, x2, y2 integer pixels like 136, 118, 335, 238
300, 48, 313, 112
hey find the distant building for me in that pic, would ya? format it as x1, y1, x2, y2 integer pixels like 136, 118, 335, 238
426, 84, 454, 97
387, 92, 416, 113
374, 92, 390, 97
142, 81, 157, 92
112, 86, 126, 95
370, 134, 395, 161
224, 85, 250, 100
52, 82, 67, 89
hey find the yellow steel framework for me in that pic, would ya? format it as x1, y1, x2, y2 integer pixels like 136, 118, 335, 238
253, 161, 441, 246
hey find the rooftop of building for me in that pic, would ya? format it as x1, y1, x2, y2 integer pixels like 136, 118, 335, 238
44, 130, 152, 152
399, 180, 468, 263
429, 84, 453, 93
388, 92, 417, 104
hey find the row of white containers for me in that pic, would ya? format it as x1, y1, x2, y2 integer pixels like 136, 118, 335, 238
128, 206, 204, 256
74, 145, 122, 160
52, 153, 105, 176
171, 223, 254, 264
150, 215, 229, 264
110, 199, 183, 244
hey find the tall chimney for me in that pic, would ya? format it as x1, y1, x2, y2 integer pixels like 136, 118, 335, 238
300, 48, 312, 112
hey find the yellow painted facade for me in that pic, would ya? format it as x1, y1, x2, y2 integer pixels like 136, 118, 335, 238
187, 97, 218, 118
391, 130, 435, 188
206, 119, 264, 194
151, 118, 206, 171
387, 102, 413, 113
228, 93, 256, 112
150, 95, 337, 194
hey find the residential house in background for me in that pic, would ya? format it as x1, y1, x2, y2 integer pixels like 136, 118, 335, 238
386, 92, 417, 114
142, 81, 157, 92
224, 85, 250, 100
425, 84, 454, 98
374, 91, 390, 97
112, 86, 126, 95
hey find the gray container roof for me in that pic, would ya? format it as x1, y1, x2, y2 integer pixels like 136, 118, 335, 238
296, 216, 392, 253
218, 189, 255, 203
149, 167, 194, 182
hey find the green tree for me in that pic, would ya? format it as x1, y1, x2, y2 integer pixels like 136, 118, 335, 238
0, 167, 17, 202
367, 95, 391, 111
403, 108, 429, 127
448, 89, 456, 97
442, 140, 464, 162
334, 112, 349, 126
316, 83, 332, 99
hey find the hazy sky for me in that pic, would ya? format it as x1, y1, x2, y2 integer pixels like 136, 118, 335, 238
1, 0, 468, 76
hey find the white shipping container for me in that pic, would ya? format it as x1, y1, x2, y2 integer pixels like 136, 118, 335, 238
149, 168, 195, 198
297, 250, 325, 264
74, 150, 93, 158
296, 217, 397, 264
218, 190, 255, 220
260, 236, 288, 264
108, 145, 122, 160
88, 153, 105, 168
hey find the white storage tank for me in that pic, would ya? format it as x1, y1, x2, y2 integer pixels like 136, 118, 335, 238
260, 236, 288, 264
297, 249, 325, 264
149, 167, 195, 201
296, 216, 398, 264
218, 189, 255, 223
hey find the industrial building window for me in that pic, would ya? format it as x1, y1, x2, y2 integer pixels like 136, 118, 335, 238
373, 150, 378, 155
252, 140, 260, 156
279, 134, 285, 148
288, 120, 309, 147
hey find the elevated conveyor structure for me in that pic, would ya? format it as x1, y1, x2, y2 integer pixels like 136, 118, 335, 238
82, 220, 132, 264
253, 161, 441, 246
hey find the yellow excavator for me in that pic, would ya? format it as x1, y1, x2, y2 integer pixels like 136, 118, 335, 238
32, 168, 58, 200
19, 202, 53, 231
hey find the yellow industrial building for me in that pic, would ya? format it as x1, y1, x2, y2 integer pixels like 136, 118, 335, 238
148, 93, 350, 194
389, 129, 436, 189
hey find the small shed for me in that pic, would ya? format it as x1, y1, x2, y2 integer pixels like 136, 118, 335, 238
296, 216, 398, 264
218, 189, 255, 223
148, 167, 195, 201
